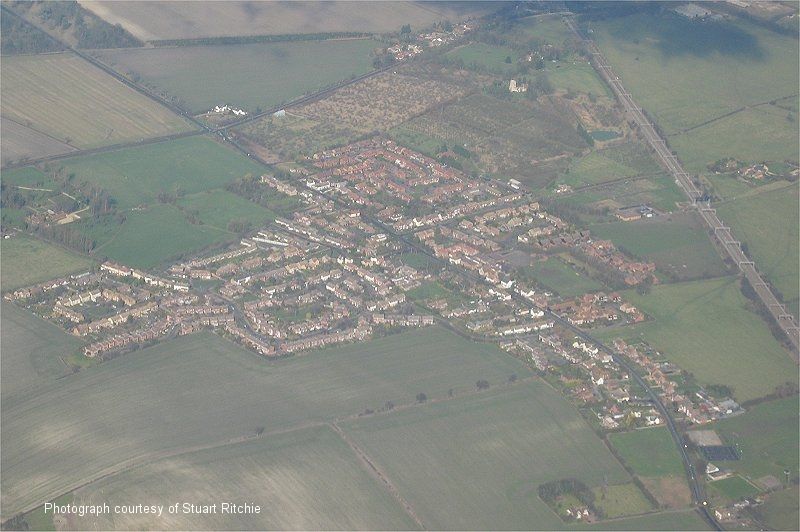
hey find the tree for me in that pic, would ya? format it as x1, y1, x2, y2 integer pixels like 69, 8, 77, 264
416, 392, 427, 403
385, 400, 395, 411
504, 55, 512, 64
508, 374, 518, 384
476, 379, 490, 390
400, 24, 411, 35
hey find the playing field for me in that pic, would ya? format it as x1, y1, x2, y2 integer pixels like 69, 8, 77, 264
69, 425, 417, 530
0, 52, 191, 149
80, 0, 500, 40
0, 327, 531, 516
588, 213, 730, 281
0, 302, 82, 401
619, 277, 797, 402
708, 476, 760, 502
341, 381, 630, 530
0, 234, 93, 291
98, 39, 378, 114
713, 397, 799, 483
716, 183, 799, 317
56, 136, 266, 210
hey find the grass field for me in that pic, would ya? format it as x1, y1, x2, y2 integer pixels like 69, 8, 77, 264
0, 52, 191, 149
592, 483, 654, 519
176, 190, 277, 229
609, 427, 685, 478
81, 0, 500, 40
445, 42, 516, 74
341, 381, 630, 530
617, 277, 797, 402
754, 486, 799, 531
588, 213, 730, 281
0, 234, 93, 291
669, 106, 799, 174
525, 256, 605, 297
69, 425, 417, 530
708, 475, 760, 502
716, 183, 799, 317
559, 142, 662, 188
589, 12, 799, 135
83, 204, 232, 269
57, 136, 266, 210
98, 39, 378, 114
1, 327, 531, 516
575, 509, 710, 530
0, 302, 82, 402
713, 397, 799, 483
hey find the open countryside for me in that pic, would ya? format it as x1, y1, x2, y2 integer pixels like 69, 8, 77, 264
1, 1, 797, 531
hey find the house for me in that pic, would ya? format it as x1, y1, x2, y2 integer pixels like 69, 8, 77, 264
509, 79, 528, 93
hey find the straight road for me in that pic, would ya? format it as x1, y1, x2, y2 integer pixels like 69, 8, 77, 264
563, 16, 800, 354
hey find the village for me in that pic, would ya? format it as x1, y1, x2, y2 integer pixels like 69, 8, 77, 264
3, 138, 745, 440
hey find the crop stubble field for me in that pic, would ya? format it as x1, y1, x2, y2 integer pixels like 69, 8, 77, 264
0, 327, 531, 516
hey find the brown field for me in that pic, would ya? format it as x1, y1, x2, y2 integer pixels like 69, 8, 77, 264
641, 476, 692, 509
235, 65, 477, 160
1, 52, 192, 149
0, 117, 76, 165
79, 0, 502, 41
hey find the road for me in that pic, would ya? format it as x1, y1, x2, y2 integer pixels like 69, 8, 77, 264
564, 16, 800, 355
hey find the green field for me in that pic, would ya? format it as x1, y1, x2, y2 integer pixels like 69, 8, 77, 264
609, 427, 685, 478
559, 142, 662, 187
557, 174, 684, 213
445, 42, 516, 74
754, 486, 799, 531
69, 425, 417, 530
0, 52, 191, 149
0, 302, 82, 401
575, 509, 711, 530
0, 327, 531, 516
708, 475, 760, 502
716, 183, 799, 317
342, 381, 630, 530
592, 483, 654, 519
548, 62, 611, 97
589, 12, 799, 135
0, 234, 94, 291
669, 106, 799, 174
618, 277, 797, 402
588, 214, 730, 281
98, 39, 377, 114
176, 190, 278, 230
713, 397, 799, 483
57, 136, 266, 210
83, 203, 232, 269
524, 256, 605, 297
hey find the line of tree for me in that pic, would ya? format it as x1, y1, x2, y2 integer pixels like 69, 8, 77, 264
8, 0, 143, 49
150, 32, 371, 47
